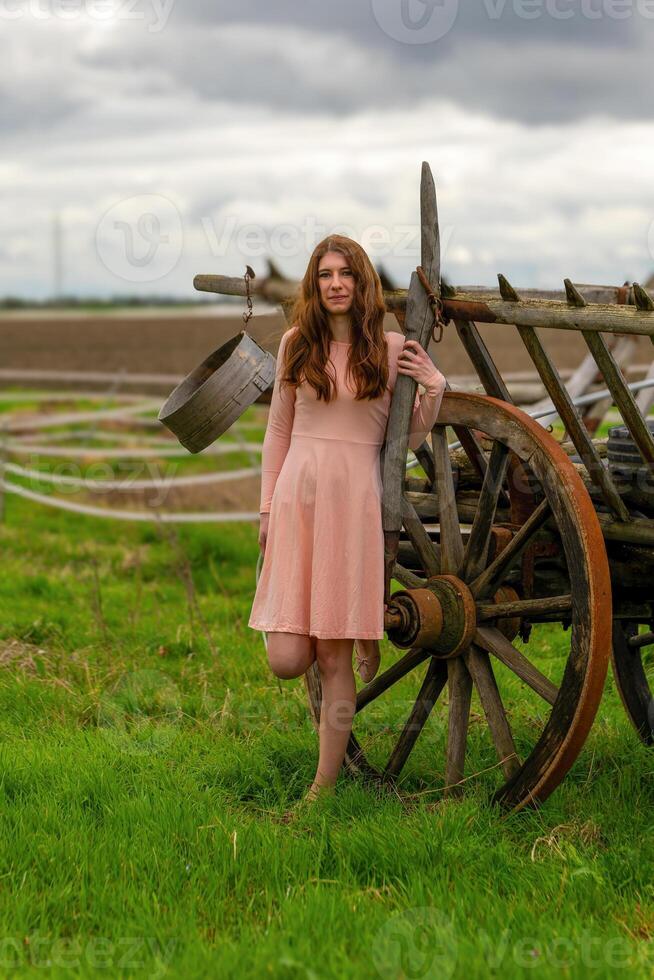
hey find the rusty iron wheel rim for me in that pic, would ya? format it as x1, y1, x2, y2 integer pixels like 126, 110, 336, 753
304, 392, 612, 811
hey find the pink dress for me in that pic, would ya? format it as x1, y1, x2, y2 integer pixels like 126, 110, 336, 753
248, 327, 446, 640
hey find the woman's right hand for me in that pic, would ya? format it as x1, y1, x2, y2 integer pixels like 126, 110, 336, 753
258, 512, 270, 554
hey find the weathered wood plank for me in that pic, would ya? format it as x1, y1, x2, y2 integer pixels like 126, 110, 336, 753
582, 329, 654, 471
529, 344, 609, 429
193, 272, 298, 304
453, 319, 512, 401
398, 291, 654, 337
381, 162, 441, 600
574, 336, 636, 436
194, 273, 638, 311
598, 514, 654, 547
517, 324, 630, 520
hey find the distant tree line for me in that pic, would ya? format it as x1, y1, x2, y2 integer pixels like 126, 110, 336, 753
0, 294, 241, 310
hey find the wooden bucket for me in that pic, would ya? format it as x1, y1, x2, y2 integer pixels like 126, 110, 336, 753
158, 330, 275, 453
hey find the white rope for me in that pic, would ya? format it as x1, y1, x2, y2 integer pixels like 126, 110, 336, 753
0, 390, 151, 404
0, 480, 259, 522
15, 423, 263, 448
4, 462, 260, 490
89, 416, 264, 431
0, 368, 182, 387
5, 441, 262, 459
17, 430, 181, 448
5, 399, 161, 433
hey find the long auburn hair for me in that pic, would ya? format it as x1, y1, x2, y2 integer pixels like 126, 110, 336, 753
278, 235, 388, 402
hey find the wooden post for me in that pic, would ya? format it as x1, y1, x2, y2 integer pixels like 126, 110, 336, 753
381, 161, 441, 603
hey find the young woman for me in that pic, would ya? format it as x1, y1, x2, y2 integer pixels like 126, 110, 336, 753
248, 234, 446, 808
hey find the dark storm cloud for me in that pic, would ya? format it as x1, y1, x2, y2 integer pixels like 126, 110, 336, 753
0, 0, 652, 145
174, 0, 636, 49
78, 6, 654, 127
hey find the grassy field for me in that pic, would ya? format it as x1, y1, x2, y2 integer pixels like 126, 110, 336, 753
0, 399, 653, 978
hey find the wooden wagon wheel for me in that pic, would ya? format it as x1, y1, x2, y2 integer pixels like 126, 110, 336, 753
611, 620, 654, 745
304, 391, 612, 811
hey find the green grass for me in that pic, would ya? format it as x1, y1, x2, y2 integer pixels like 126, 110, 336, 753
0, 401, 653, 977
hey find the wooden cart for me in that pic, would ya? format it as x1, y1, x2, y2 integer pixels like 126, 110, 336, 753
191, 163, 654, 812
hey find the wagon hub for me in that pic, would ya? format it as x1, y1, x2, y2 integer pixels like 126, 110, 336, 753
387, 576, 477, 658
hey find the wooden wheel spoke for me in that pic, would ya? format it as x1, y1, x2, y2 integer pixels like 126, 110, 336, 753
470, 498, 551, 599
413, 443, 435, 485
460, 440, 510, 582
344, 731, 380, 782
454, 424, 487, 484
355, 646, 431, 714
401, 497, 440, 576
626, 630, 654, 651
431, 425, 464, 575
444, 658, 473, 794
474, 626, 559, 706
611, 621, 654, 745
384, 658, 448, 779
392, 562, 427, 590
419, 423, 488, 489
465, 646, 521, 779
476, 594, 572, 623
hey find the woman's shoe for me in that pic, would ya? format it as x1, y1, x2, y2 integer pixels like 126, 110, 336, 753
354, 639, 381, 683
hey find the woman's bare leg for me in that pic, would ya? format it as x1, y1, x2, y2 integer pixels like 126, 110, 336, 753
266, 632, 317, 679
311, 637, 356, 791
265, 634, 356, 802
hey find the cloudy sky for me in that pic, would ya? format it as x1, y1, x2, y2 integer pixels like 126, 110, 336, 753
3, 0, 654, 299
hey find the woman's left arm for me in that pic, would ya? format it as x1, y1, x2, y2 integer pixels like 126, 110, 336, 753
397, 338, 447, 452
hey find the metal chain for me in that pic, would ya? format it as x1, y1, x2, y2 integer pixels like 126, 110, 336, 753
242, 265, 256, 328
416, 265, 448, 343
